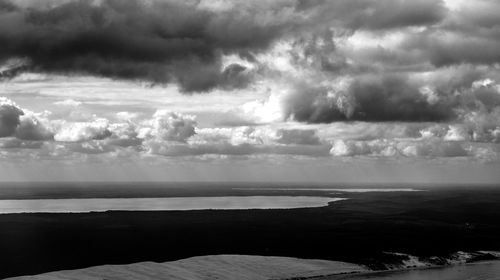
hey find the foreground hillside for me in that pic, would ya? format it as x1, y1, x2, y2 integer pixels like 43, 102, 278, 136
7, 255, 365, 280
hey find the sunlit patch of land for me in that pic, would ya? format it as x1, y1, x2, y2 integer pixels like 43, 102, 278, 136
6, 255, 366, 280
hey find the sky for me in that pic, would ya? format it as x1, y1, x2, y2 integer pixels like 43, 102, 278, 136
0, 0, 500, 183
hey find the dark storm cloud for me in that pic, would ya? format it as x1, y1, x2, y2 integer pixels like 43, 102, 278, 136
346, 75, 453, 122
302, 0, 447, 31
352, 0, 446, 30
301, 0, 500, 69
403, 32, 500, 67
285, 75, 455, 123
0, 0, 451, 92
1, 0, 500, 126
276, 0, 500, 124
442, 0, 500, 36
396, 0, 500, 67
0, 0, 16, 12
0, 0, 298, 92
283, 66, 500, 124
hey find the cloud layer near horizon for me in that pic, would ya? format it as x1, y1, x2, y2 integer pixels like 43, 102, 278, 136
0, 94, 499, 162
1, 0, 500, 166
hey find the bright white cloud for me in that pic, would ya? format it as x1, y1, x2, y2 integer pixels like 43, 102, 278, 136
54, 119, 111, 142
53, 99, 82, 107
139, 110, 197, 143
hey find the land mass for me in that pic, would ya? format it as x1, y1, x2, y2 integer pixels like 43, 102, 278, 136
1, 185, 500, 278
5, 255, 365, 280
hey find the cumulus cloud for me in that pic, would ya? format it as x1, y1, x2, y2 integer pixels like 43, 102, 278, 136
275, 129, 321, 145
15, 114, 54, 140
105, 122, 142, 147
0, 97, 53, 140
115, 111, 139, 121
139, 110, 196, 142
401, 140, 468, 157
0, 97, 23, 137
241, 54, 500, 126
1, 95, 498, 160
53, 99, 82, 107
443, 125, 470, 141
231, 0, 500, 125
330, 138, 469, 158
54, 118, 111, 142
282, 75, 454, 123
142, 125, 331, 157
66, 141, 116, 155
330, 140, 372, 157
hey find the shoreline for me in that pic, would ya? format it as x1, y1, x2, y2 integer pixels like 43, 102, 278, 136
281, 259, 500, 280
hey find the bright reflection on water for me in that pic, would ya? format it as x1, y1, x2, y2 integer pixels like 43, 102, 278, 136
0, 196, 345, 213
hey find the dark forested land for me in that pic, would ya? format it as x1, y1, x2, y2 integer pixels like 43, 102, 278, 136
1, 186, 500, 278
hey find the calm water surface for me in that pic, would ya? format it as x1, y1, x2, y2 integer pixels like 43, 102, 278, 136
0, 196, 345, 213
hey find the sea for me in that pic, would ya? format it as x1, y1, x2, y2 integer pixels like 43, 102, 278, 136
0, 196, 344, 213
